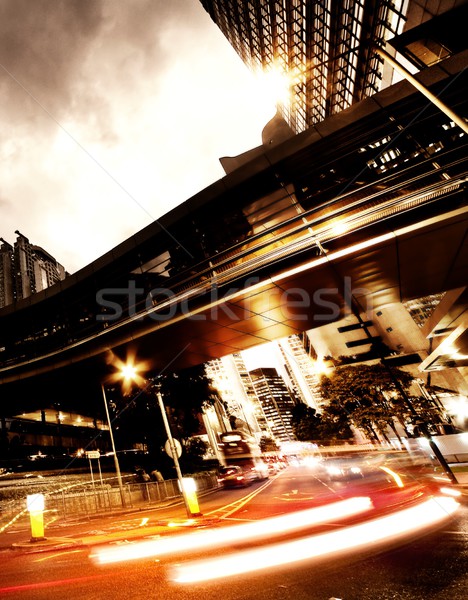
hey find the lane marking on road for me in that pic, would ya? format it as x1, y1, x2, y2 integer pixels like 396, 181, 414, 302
204, 479, 274, 520
34, 549, 84, 562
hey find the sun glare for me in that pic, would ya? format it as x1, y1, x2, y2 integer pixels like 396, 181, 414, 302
255, 64, 292, 106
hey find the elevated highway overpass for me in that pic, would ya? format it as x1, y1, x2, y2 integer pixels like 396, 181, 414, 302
0, 53, 466, 413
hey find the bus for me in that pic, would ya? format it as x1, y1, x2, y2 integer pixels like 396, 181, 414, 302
218, 431, 269, 481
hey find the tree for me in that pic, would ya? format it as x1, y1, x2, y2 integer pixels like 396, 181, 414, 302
291, 403, 353, 443
291, 404, 322, 441
105, 363, 221, 470
159, 364, 220, 443
319, 364, 416, 443
259, 435, 280, 453
179, 437, 211, 473
102, 382, 154, 450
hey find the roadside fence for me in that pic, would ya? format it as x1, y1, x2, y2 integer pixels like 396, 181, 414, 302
0, 472, 219, 529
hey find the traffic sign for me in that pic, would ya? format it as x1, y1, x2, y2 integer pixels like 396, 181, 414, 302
164, 438, 182, 459
86, 451, 100, 459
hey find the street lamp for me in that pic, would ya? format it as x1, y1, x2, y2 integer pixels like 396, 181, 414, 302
101, 384, 126, 507
118, 363, 198, 518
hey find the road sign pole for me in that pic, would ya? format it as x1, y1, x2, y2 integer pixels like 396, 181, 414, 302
88, 457, 96, 491
156, 389, 193, 518
97, 457, 104, 487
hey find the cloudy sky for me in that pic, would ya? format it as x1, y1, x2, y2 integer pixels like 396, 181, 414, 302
0, 0, 276, 273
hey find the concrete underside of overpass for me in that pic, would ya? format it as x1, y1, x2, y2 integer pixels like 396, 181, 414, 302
95, 204, 467, 371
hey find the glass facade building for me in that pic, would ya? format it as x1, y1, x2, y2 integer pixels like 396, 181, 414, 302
249, 367, 296, 441
200, 0, 409, 132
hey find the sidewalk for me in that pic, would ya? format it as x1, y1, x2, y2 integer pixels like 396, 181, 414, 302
10, 509, 219, 553
2, 489, 228, 554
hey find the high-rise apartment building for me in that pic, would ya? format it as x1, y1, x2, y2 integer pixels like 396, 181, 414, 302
277, 333, 323, 410
0, 239, 14, 308
249, 367, 297, 441
205, 353, 270, 439
231, 352, 271, 435
0, 232, 67, 307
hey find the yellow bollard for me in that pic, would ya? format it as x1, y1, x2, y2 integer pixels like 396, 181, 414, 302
181, 478, 202, 517
27, 494, 46, 541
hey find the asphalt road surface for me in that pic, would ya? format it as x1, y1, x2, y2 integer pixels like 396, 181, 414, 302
0, 465, 466, 600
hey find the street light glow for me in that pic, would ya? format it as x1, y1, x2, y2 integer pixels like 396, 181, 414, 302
105, 350, 149, 393
121, 364, 138, 380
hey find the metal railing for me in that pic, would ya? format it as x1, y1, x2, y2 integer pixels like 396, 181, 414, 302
46, 472, 218, 519
0, 473, 219, 529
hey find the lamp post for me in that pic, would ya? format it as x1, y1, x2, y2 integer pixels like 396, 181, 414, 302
101, 384, 126, 507
117, 362, 198, 518
154, 385, 195, 518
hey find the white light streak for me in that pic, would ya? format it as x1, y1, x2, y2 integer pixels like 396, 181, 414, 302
171, 496, 459, 583
440, 487, 462, 498
92, 496, 372, 565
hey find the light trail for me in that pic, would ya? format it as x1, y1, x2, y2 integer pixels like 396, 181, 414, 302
0, 573, 112, 595
171, 496, 459, 583
379, 466, 404, 487
92, 496, 372, 565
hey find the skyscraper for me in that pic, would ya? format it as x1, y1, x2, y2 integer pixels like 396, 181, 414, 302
0, 239, 14, 308
200, 0, 409, 132
277, 333, 323, 410
249, 366, 297, 441
200, 2, 464, 135
205, 353, 270, 439
0, 232, 67, 306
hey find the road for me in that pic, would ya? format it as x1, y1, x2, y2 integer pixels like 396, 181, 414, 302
0, 465, 467, 599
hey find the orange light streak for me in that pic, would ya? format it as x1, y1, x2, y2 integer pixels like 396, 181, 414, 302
379, 466, 404, 487
171, 496, 459, 583
92, 496, 372, 565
